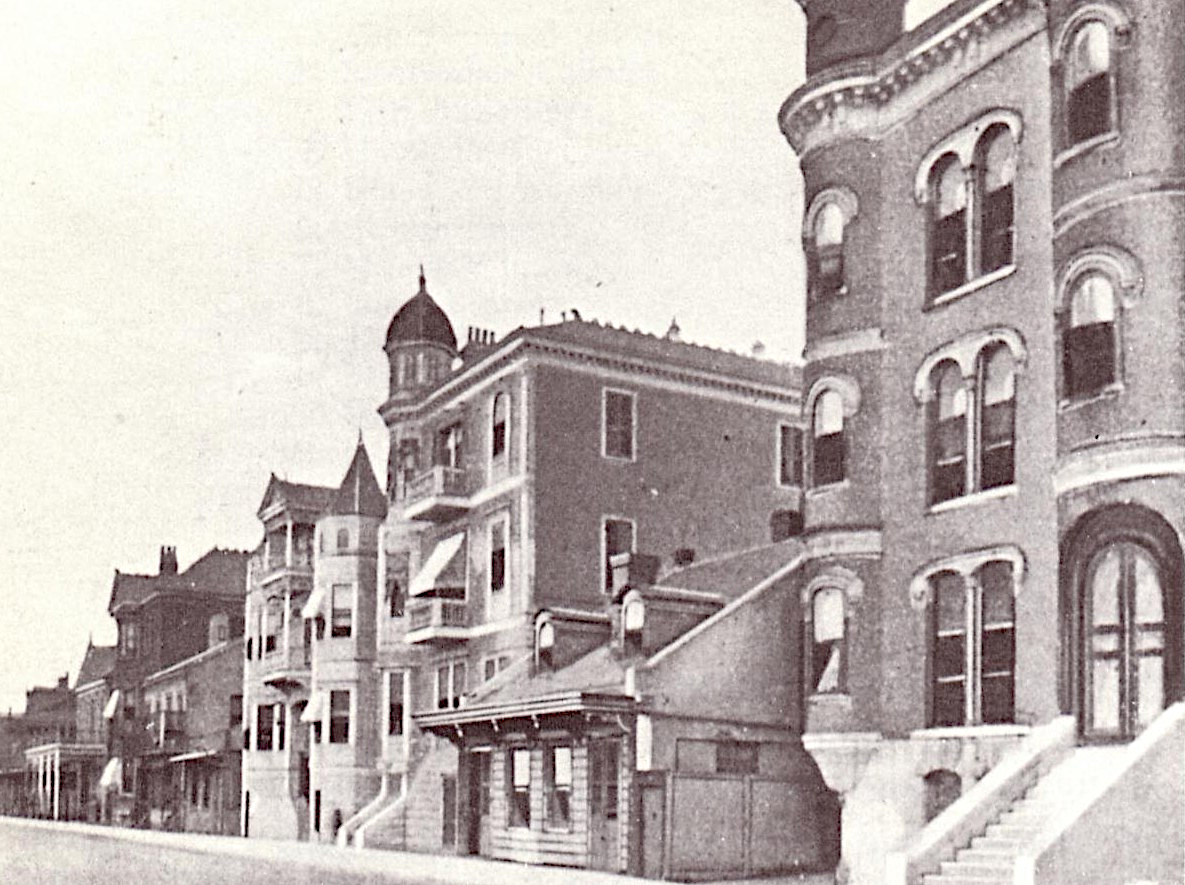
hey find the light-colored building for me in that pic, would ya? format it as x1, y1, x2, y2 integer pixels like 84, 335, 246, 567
780, 1, 1185, 882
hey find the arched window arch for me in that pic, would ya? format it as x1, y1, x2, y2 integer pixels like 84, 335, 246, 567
804, 186, 858, 302
491, 392, 509, 461
535, 613, 555, 670
1065, 272, 1117, 398
1066, 20, 1113, 145
975, 125, 1016, 275
812, 389, 846, 487
929, 360, 968, 504
930, 153, 967, 297
807, 587, 846, 694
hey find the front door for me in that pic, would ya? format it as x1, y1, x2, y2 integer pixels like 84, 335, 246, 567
641, 782, 666, 879
1083, 541, 1166, 740
465, 752, 489, 856
588, 740, 620, 871
441, 775, 457, 849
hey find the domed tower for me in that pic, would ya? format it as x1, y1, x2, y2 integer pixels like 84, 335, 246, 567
383, 268, 458, 402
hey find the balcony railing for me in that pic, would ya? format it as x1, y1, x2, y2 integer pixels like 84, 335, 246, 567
405, 597, 469, 644
402, 466, 471, 522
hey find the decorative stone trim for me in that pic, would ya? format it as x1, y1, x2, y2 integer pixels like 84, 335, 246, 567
908, 545, 1027, 610
806, 373, 862, 418
804, 327, 886, 363
1055, 244, 1144, 312
1053, 174, 1185, 237
1054, 439, 1185, 496
804, 185, 860, 241
1050, 1, 1132, 62
805, 529, 883, 560
802, 565, 866, 606
913, 109, 1023, 203
912, 327, 1027, 402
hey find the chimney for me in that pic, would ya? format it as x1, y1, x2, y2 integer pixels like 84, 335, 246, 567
461, 327, 498, 364
160, 545, 178, 575
608, 552, 661, 599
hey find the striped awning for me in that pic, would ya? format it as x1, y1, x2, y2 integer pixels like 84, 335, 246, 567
409, 533, 466, 597
301, 589, 326, 619
102, 690, 121, 720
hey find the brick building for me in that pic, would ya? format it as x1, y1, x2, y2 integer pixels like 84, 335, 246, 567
779, 1, 1185, 882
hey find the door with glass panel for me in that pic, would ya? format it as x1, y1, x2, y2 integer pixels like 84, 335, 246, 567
1083, 542, 1166, 741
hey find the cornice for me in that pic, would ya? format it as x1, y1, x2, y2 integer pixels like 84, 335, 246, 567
1053, 174, 1185, 238
780, 0, 1042, 157
1054, 436, 1185, 496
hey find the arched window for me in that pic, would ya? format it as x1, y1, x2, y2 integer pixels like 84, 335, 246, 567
812, 389, 846, 487
536, 614, 555, 670
336, 527, 350, 551
1065, 273, 1117, 398
808, 587, 846, 694
976, 125, 1016, 274
812, 202, 846, 298
1066, 21, 1113, 145
929, 153, 967, 297
623, 594, 645, 654
491, 393, 508, 460
929, 361, 967, 504
923, 770, 962, 822
979, 345, 1016, 491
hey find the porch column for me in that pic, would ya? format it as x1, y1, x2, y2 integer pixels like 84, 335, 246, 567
52, 751, 60, 820
283, 589, 291, 666
285, 519, 294, 568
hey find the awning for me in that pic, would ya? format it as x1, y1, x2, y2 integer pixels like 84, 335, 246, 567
169, 749, 216, 763
409, 533, 466, 596
102, 690, 121, 720
98, 758, 122, 790
300, 589, 326, 619
299, 692, 325, 724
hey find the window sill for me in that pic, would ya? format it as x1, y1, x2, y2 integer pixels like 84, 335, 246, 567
910, 723, 1030, 741
925, 264, 1016, 311
805, 479, 850, 499
1053, 130, 1120, 170
927, 484, 1017, 515
1058, 382, 1123, 412
808, 693, 852, 709
544, 824, 574, 834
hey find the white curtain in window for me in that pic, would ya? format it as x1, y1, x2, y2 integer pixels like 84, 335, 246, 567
934, 156, 967, 216
1071, 274, 1116, 326
1071, 21, 1111, 86
814, 389, 845, 437
814, 203, 845, 248
981, 128, 1017, 191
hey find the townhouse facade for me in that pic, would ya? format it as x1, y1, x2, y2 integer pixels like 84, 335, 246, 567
780, 1, 1185, 882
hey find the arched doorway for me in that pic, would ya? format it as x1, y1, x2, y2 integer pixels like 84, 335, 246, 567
1062, 505, 1184, 742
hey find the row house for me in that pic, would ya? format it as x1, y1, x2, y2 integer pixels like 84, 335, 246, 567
7, 674, 80, 820
779, 0, 1185, 882
101, 545, 248, 826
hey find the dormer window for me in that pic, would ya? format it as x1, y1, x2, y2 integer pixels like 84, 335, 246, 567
804, 186, 858, 302
622, 593, 645, 654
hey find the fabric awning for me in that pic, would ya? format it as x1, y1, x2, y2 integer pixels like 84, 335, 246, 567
98, 758, 122, 790
301, 589, 326, 619
409, 533, 466, 597
169, 749, 216, 763
299, 692, 325, 724
102, 690, 121, 720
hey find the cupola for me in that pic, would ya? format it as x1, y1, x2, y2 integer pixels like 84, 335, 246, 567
383, 268, 459, 398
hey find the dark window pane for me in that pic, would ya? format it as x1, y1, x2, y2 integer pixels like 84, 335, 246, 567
491, 547, 506, 592
930, 209, 966, 296
932, 681, 965, 727
716, 741, 759, 775
815, 249, 844, 297
1068, 74, 1111, 144
980, 185, 1014, 273
813, 432, 845, 486
982, 673, 1015, 724
1065, 322, 1116, 397
779, 426, 803, 486
983, 627, 1015, 675
934, 636, 966, 681
604, 392, 634, 459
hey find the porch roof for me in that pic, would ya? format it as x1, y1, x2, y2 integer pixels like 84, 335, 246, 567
415, 689, 636, 732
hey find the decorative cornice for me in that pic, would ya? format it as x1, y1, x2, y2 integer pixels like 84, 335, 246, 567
913, 326, 1027, 402
806, 373, 863, 419
802, 565, 866, 607
1055, 244, 1143, 312
805, 529, 883, 560
804, 327, 886, 363
1053, 174, 1185, 238
908, 544, 1027, 610
1054, 438, 1185, 496
913, 108, 1023, 203
780, 0, 1041, 157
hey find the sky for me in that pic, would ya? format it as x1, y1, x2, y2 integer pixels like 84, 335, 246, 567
0, 0, 806, 714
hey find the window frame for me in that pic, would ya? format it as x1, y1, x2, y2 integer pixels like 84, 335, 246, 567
507, 747, 532, 829
435, 660, 467, 710
544, 744, 574, 831
387, 670, 405, 738
777, 422, 804, 488
328, 689, 351, 744
602, 516, 636, 593
1054, 9, 1129, 161
330, 583, 354, 638
488, 512, 509, 603
601, 388, 637, 461
490, 391, 509, 465
806, 586, 847, 696
256, 704, 274, 752
803, 186, 858, 302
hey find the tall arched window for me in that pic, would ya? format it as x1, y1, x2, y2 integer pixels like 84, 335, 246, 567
979, 345, 1016, 491
812, 389, 846, 487
930, 361, 967, 505
929, 153, 967, 297
976, 125, 1016, 274
808, 587, 846, 694
812, 202, 846, 298
1066, 20, 1113, 145
1065, 273, 1117, 398
491, 393, 508, 461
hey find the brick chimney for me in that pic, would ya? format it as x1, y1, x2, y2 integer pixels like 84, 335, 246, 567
159, 545, 178, 575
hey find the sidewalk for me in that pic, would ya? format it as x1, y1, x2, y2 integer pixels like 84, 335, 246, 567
1, 815, 836, 885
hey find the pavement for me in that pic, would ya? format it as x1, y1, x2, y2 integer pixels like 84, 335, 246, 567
0, 814, 836, 885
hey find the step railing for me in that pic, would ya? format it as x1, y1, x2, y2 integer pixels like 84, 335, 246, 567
886, 716, 1076, 885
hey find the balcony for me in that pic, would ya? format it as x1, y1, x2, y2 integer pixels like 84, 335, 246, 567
402, 466, 471, 522
405, 597, 470, 644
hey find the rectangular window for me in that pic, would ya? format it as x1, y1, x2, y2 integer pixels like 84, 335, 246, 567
930, 208, 967, 297
388, 579, 405, 618
490, 520, 506, 594
436, 661, 466, 710
229, 694, 243, 730
545, 746, 573, 829
435, 424, 465, 469
388, 672, 404, 737
331, 584, 352, 638
275, 703, 286, 751
329, 690, 350, 744
265, 597, 280, 653
603, 389, 635, 460
716, 741, 759, 775
778, 424, 803, 487
313, 790, 321, 833
508, 748, 531, 828
603, 518, 635, 592
483, 655, 511, 682
256, 705, 274, 752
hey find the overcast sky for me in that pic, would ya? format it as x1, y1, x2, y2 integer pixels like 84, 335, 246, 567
0, 0, 805, 714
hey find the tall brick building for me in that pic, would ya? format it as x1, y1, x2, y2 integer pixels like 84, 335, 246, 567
780, 1, 1185, 882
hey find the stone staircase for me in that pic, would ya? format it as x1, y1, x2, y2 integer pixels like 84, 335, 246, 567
921, 746, 1125, 885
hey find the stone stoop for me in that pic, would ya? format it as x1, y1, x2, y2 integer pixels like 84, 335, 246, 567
354, 733, 456, 853
921, 746, 1124, 885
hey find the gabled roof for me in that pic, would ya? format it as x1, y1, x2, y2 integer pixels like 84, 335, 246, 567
331, 440, 388, 518
75, 644, 116, 688
108, 548, 249, 612
257, 475, 336, 519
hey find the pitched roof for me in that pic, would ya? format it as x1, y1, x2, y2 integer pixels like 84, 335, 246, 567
331, 441, 388, 518
75, 644, 116, 688
109, 548, 249, 612
257, 475, 336, 518
656, 538, 805, 599
455, 645, 631, 715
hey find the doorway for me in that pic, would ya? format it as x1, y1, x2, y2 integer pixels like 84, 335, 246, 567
465, 752, 489, 856
589, 740, 620, 871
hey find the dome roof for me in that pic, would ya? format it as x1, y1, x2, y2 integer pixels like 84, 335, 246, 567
384, 270, 457, 352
